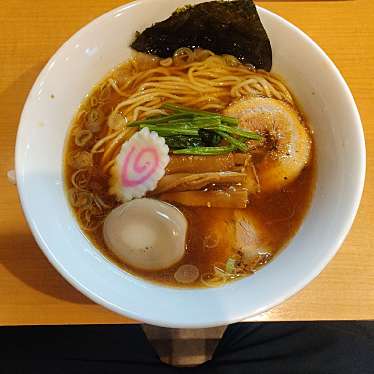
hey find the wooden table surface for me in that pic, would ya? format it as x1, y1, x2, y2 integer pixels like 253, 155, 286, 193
0, 0, 373, 325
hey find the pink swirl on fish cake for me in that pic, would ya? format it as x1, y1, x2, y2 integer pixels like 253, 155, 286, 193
121, 145, 160, 187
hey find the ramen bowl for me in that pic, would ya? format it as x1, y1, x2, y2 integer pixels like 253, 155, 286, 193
16, 0, 365, 327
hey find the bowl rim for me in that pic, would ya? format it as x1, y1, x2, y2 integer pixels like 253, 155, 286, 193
16, 0, 366, 327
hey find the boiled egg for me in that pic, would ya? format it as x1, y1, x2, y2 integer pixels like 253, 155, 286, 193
103, 198, 187, 271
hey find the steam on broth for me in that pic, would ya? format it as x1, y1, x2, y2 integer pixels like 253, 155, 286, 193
65, 49, 314, 288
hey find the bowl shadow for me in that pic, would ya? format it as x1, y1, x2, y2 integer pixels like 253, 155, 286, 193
0, 62, 92, 305
0, 231, 92, 305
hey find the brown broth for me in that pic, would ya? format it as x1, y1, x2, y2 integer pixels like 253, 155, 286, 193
64, 58, 315, 288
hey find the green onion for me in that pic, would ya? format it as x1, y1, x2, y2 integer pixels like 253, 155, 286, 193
216, 124, 262, 140
140, 119, 219, 130
216, 131, 249, 152
173, 145, 235, 155
173, 118, 221, 128
168, 122, 220, 129
167, 116, 221, 124
127, 104, 262, 155
137, 118, 221, 131
127, 112, 194, 127
144, 126, 199, 136
225, 258, 236, 274
161, 103, 238, 126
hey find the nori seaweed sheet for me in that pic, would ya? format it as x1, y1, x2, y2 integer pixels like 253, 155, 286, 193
131, 0, 272, 71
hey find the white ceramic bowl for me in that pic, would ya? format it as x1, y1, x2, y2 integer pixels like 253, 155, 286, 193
16, 0, 365, 327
